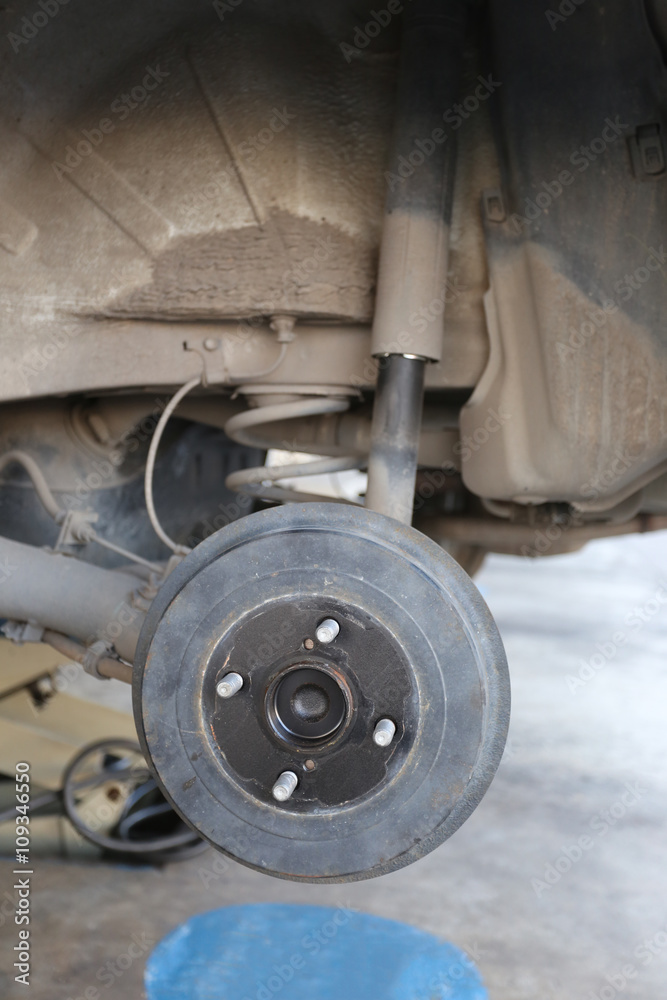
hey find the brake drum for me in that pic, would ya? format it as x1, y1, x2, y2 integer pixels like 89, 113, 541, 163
133, 503, 510, 882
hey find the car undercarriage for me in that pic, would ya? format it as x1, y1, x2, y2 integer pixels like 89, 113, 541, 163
0, 0, 665, 881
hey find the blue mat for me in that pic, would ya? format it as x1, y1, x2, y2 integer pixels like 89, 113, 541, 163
145, 903, 488, 999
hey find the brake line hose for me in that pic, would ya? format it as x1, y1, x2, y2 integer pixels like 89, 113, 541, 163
143, 376, 202, 555
0, 450, 63, 521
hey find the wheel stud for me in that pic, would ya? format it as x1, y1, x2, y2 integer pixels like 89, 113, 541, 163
272, 771, 298, 802
373, 718, 396, 747
216, 672, 243, 699
316, 618, 340, 644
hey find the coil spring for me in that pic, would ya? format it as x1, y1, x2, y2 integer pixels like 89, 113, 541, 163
224, 395, 363, 504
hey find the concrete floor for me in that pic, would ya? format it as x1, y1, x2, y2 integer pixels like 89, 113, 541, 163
1, 532, 666, 999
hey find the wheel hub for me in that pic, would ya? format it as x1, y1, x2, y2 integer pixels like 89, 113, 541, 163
272, 666, 346, 741
202, 595, 414, 808
134, 502, 510, 883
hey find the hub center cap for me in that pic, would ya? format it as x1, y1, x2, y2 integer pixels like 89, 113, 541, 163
272, 666, 347, 742
292, 685, 328, 722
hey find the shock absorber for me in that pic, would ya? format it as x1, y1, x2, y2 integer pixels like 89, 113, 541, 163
365, 0, 467, 523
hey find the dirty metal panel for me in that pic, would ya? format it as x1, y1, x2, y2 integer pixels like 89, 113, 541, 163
462, 0, 667, 510
0, 0, 492, 401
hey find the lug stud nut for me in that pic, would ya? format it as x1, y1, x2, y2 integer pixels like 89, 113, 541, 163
216, 672, 243, 699
373, 718, 396, 747
316, 618, 340, 644
272, 771, 298, 802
